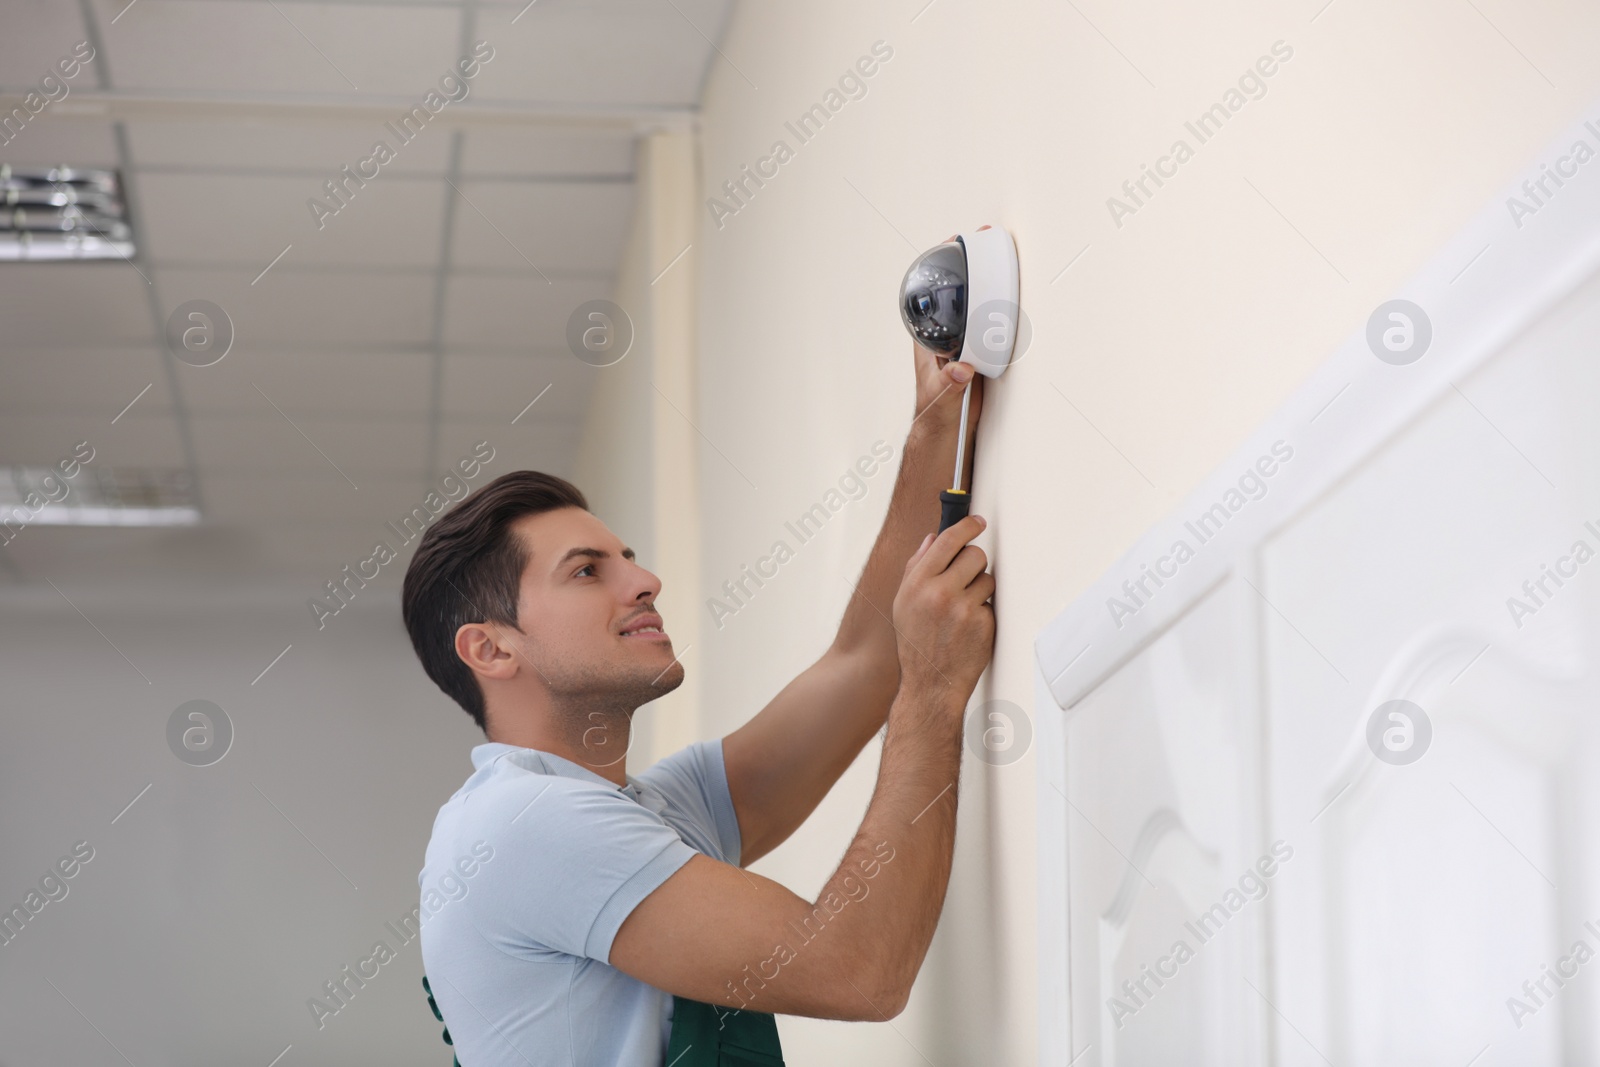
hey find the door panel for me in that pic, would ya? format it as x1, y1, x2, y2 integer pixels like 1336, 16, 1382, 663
1055, 233, 1600, 1067
1066, 580, 1270, 1066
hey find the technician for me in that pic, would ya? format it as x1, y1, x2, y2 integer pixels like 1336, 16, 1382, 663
407, 345, 995, 1067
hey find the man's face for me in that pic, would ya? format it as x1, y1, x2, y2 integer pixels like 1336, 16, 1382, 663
502, 507, 684, 712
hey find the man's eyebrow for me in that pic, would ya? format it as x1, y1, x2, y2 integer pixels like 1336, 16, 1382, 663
553, 546, 636, 570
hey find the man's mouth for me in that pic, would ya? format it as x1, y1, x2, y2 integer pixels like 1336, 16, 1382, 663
619, 614, 670, 640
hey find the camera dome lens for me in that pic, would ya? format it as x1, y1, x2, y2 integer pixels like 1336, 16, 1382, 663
899, 241, 967, 356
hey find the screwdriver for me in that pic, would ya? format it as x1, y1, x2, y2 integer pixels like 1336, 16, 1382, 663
937, 377, 973, 533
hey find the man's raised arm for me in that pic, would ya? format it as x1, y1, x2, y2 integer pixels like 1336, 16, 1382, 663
611, 513, 995, 1019
721, 346, 984, 865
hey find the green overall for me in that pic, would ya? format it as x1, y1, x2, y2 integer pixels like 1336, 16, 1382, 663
423, 976, 784, 1066
663, 995, 785, 1066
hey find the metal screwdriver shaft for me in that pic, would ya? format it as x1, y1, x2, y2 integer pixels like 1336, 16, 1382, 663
937, 378, 973, 532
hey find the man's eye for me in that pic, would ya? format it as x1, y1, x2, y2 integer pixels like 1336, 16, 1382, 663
576, 564, 596, 578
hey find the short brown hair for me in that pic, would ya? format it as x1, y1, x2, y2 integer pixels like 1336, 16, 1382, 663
401, 470, 588, 732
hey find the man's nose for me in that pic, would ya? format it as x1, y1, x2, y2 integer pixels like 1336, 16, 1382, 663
627, 564, 663, 602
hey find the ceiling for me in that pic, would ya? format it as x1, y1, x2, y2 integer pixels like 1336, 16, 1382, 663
0, 0, 731, 590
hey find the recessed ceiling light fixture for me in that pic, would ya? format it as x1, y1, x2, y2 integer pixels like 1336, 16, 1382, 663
0, 165, 135, 261
2, 466, 198, 526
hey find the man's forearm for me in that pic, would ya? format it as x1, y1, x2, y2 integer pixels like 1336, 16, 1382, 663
834, 418, 967, 662
806, 678, 964, 1014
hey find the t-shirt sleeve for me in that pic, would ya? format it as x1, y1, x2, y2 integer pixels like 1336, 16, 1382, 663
634, 738, 744, 867
467, 776, 700, 965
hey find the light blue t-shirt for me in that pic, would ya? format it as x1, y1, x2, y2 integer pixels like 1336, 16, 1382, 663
418, 738, 743, 1067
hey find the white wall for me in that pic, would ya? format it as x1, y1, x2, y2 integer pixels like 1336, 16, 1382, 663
576, 130, 706, 763
0, 590, 480, 1065
621, 0, 1600, 1063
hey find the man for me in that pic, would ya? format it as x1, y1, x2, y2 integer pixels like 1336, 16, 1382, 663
406, 343, 995, 1066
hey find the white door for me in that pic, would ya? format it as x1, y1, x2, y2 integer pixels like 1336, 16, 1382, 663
1040, 151, 1600, 1067
1260, 267, 1600, 1067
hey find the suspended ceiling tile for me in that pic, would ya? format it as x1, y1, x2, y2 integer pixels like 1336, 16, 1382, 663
136, 170, 445, 267
201, 470, 440, 528
237, 520, 429, 578
177, 347, 435, 417
93, 0, 461, 97
127, 117, 454, 174
448, 178, 634, 273
440, 350, 595, 422
155, 266, 437, 348
0, 520, 393, 587
458, 128, 635, 177
0, 346, 174, 418
473, 0, 727, 106
0, 0, 87, 89
0, 263, 155, 347
435, 417, 577, 478
0, 410, 184, 468
189, 411, 426, 475
0, 118, 120, 168
441, 273, 602, 348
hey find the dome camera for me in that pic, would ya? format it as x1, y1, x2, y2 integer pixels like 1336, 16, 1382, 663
898, 227, 1020, 379
896, 226, 1021, 532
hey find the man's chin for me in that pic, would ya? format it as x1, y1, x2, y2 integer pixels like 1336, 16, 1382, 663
643, 658, 686, 693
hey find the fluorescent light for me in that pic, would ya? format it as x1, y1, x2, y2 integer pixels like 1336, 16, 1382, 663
0, 165, 135, 262
26, 504, 200, 526
1, 466, 198, 527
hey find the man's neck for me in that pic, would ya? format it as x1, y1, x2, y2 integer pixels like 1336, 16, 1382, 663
488, 705, 634, 787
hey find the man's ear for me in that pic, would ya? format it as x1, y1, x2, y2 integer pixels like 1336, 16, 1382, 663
454, 621, 521, 683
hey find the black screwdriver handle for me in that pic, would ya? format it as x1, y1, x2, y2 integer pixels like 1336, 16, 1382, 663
937, 489, 970, 533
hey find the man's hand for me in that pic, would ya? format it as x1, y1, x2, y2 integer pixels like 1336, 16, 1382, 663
892, 513, 995, 698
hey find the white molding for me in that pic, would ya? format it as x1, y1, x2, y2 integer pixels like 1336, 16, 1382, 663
1035, 100, 1600, 712
1034, 660, 1071, 1065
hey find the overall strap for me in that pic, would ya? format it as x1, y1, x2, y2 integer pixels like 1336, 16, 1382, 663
424, 976, 784, 1066
664, 995, 785, 1067
421, 976, 463, 1067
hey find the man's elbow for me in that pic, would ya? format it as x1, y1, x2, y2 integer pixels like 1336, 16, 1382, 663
820, 982, 908, 1023
855, 975, 910, 1021
872, 979, 911, 1021
873, 963, 913, 1019
823, 948, 911, 1021
824, 639, 900, 696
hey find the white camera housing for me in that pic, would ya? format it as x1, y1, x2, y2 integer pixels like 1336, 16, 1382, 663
898, 227, 1020, 379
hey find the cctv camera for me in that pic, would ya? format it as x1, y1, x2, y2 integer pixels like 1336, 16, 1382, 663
898, 227, 1020, 379
899, 240, 967, 355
